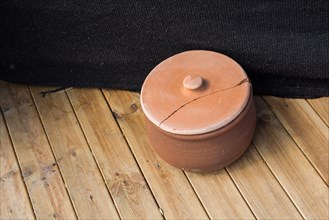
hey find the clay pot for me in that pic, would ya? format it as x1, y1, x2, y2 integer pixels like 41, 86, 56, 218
141, 50, 256, 172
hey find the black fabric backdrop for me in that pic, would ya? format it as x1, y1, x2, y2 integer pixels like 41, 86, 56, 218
1, 1, 328, 98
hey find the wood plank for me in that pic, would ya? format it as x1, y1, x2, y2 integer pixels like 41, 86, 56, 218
66, 88, 163, 219
307, 97, 329, 126
185, 170, 255, 219
253, 97, 329, 219
264, 96, 329, 185
30, 87, 119, 219
0, 110, 35, 219
102, 89, 209, 219
0, 82, 76, 219
226, 145, 302, 219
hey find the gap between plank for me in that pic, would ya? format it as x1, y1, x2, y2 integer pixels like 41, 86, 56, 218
64, 89, 121, 219
0, 107, 37, 220
28, 86, 79, 219
262, 97, 328, 187
99, 89, 164, 217
182, 171, 212, 219
306, 99, 329, 127
257, 96, 326, 218
249, 142, 303, 218
223, 167, 257, 219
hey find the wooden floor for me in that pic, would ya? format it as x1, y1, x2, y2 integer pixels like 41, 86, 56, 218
0, 80, 328, 219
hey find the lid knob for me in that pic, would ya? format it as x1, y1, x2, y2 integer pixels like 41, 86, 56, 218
183, 75, 203, 90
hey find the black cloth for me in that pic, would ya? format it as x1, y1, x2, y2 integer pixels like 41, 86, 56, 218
1, 1, 328, 98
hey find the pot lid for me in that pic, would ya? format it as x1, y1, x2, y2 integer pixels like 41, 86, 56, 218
141, 50, 251, 135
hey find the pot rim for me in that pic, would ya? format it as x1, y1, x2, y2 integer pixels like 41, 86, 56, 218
146, 90, 254, 141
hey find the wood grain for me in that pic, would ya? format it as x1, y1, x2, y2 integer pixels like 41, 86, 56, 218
67, 88, 163, 219
0, 82, 76, 219
264, 96, 329, 185
103, 89, 209, 219
307, 97, 329, 126
0, 110, 35, 219
226, 145, 302, 219
253, 97, 329, 219
186, 170, 255, 219
30, 86, 119, 219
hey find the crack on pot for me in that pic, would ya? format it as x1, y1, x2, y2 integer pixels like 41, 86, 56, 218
159, 78, 249, 127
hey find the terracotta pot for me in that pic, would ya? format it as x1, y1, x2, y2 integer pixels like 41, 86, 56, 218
141, 50, 256, 172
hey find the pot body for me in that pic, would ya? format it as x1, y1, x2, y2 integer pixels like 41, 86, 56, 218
145, 94, 256, 172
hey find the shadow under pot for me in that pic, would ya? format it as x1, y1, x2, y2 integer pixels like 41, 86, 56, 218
140, 50, 256, 172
